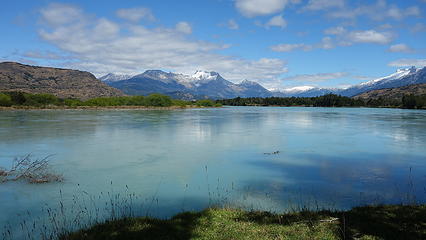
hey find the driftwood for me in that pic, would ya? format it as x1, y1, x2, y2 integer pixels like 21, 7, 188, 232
264, 151, 281, 155
0, 154, 63, 184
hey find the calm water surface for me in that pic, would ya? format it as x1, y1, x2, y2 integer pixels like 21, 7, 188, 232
1, 107, 426, 237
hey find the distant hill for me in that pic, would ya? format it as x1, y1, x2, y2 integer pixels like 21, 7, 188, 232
354, 83, 426, 100
0, 62, 123, 100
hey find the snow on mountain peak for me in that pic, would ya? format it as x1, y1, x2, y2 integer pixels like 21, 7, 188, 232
192, 70, 219, 81
281, 86, 316, 92
99, 73, 133, 82
360, 67, 417, 86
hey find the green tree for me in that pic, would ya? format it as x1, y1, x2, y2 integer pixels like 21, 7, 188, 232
24, 93, 59, 106
144, 94, 173, 107
0, 93, 13, 107
402, 95, 417, 109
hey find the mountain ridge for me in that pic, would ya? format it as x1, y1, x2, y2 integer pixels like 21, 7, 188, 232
101, 66, 426, 99
0, 62, 124, 100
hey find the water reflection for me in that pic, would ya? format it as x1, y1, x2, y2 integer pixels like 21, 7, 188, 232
1, 107, 426, 238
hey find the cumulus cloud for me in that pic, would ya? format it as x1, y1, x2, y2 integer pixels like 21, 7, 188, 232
347, 30, 393, 44
235, 0, 288, 17
271, 37, 334, 52
327, 1, 421, 21
388, 44, 413, 53
324, 27, 394, 45
265, 15, 287, 28
302, 0, 344, 11
411, 23, 426, 33
35, 3, 288, 85
39, 3, 84, 26
175, 21, 192, 34
388, 59, 426, 67
271, 43, 308, 52
282, 72, 348, 82
272, 28, 391, 53
116, 7, 155, 22
324, 26, 346, 35
227, 19, 239, 30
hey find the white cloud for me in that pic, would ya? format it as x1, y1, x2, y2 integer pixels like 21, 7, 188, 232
271, 43, 308, 52
271, 36, 335, 52
324, 26, 346, 35
328, 1, 421, 21
282, 72, 348, 82
235, 0, 288, 17
116, 7, 155, 22
175, 21, 192, 34
302, 0, 344, 11
272, 28, 391, 53
388, 59, 426, 67
323, 27, 394, 45
227, 19, 239, 30
411, 23, 426, 33
39, 3, 84, 26
318, 36, 334, 49
265, 15, 287, 28
388, 44, 413, 53
36, 3, 288, 85
347, 30, 393, 44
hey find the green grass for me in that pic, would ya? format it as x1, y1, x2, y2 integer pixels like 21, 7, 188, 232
61, 204, 426, 240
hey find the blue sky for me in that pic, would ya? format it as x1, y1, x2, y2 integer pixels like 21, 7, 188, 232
1, 0, 425, 90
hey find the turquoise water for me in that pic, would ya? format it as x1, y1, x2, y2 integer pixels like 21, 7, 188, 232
1, 107, 426, 237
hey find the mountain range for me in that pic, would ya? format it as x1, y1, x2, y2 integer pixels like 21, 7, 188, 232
101, 66, 426, 100
1, 61, 425, 101
102, 70, 272, 100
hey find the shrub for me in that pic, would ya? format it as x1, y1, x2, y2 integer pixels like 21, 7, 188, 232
195, 99, 215, 107
6, 92, 26, 105
0, 93, 13, 107
64, 99, 83, 107
127, 96, 145, 106
172, 99, 190, 107
144, 94, 173, 107
24, 93, 59, 106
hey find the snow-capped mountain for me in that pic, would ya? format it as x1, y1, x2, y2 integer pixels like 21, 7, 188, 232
107, 70, 271, 99
274, 66, 426, 97
339, 66, 424, 97
272, 86, 338, 97
103, 66, 426, 99
99, 73, 133, 83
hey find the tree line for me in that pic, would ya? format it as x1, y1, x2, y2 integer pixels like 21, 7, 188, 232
216, 94, 426, 109
0, 92, 220, 108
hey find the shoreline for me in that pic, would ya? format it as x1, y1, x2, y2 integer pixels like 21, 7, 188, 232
63, 204, 426, 240
0, 105, 220, 111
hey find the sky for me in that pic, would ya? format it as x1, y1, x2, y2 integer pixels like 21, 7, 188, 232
0, 0, 425, 90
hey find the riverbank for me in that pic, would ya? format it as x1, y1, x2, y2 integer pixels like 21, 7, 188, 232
62, 204, 426, 240
0, 105, 222, 111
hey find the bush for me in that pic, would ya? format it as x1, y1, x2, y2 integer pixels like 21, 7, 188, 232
195, 99, 215, 107
64, 99, 83, 107
0, 93, 13, 107
6, 92, 26, 105
24, 93, 59, 106
127, 96, 145, 106
172, 99, 190, 107
144, 94, 173, 107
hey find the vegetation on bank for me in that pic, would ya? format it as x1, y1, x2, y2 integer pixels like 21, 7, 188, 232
0, 92, 221, 108
63, 204, 426, 240
217, 94, 426, 109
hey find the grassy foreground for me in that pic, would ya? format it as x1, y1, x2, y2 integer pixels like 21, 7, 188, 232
62, 205, 426, 240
